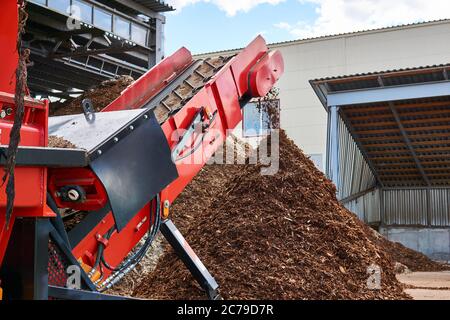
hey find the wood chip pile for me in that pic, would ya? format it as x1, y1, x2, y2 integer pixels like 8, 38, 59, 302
49, 76, 134, 116
131, 131, 446, 300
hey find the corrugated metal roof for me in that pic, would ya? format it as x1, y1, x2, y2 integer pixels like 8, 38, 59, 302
195, 19, 450, 57
341, 96, 450, 187
133, 0, 174, 12
312, 64, 450, 84
106, 0, 174, 14
310, 64, 450, 109
312, 66, 450, 188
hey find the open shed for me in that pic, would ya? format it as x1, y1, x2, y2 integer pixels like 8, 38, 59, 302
311, 65, 450, 261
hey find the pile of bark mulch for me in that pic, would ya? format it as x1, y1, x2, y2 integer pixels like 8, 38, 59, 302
106, 136, 250, 297
371, 231, 450, 272
108, 164, 245, 298
49, 75, 134, 116
133, 131, 412, 300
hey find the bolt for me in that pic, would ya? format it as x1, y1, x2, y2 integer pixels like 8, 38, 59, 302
114, 137, 119, 143
130, 125, 134, 130
67, 189, 80, 201
97, 150, 102, 155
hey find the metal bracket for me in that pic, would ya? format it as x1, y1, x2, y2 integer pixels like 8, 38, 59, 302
82, 98, 96, 124
160, 219, 221, 300
171, 108, 205, 162
171, 108, 218, 163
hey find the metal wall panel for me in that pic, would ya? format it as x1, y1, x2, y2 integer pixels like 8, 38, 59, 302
327, 112, 450, 228
430, 189, 450, 226
383, 189, 428, 225
337, 116, 376, 200
344, 189, 381, 224
382, 188, 450, 227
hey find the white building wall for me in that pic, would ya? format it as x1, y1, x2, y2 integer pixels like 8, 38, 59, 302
198, 20, 450, 171
269, 21, 450, 170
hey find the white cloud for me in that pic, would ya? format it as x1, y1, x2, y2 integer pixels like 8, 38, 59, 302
275, 0, 450, 39
166, 0, 285, 16
273, 22, 291, 30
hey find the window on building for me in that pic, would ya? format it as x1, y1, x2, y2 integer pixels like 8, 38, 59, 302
309, 154, 324, 171
114, 16, 131, 39
48, 0, 70, 14
72, 0, 93, 24
243, 99, 280, 137
131, 24, 148, 46
94, 8, 112, 32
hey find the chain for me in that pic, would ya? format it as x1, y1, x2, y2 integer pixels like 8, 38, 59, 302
2, 0, 29, 229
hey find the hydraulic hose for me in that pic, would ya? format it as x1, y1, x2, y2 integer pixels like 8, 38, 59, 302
98, 194, 161, 291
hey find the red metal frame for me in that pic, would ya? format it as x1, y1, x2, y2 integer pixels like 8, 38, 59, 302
102, 47, 193, 113
0, 1, 52, 265
48, 168, 108, 211
0, 94, 51, 264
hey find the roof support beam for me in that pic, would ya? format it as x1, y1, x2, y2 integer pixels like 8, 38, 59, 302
327, 81, 450, 107
106, 0, 167, 22
388, 102, 431, 186
340, 187, 378, 204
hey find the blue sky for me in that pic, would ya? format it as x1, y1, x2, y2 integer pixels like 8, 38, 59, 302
163, 0, 450, 55
164, 0, 317, 54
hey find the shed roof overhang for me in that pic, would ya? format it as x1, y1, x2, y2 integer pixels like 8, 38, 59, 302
311, 65, 450, 188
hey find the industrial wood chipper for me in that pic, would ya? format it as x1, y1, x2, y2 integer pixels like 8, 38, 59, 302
0, 0, 284, 300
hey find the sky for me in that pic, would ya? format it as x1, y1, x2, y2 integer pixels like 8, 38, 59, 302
162, 0, 450, 55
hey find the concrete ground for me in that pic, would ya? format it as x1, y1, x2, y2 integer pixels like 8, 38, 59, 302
397, 272, 450, 300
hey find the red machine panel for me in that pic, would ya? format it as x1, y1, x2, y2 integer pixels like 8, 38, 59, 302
103, 48, 193, 112
0, 0, 18, 94
48, 168, 108, 211
249, 50, 285, 97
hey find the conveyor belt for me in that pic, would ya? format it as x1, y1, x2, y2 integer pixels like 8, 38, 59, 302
149, 55, 232, 124
48, 56, 232, 157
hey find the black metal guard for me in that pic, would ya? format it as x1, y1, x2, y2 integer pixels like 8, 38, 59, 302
160, 219, 221, 300
90, 110, 178, 231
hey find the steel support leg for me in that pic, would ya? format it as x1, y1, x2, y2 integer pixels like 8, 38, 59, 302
330, 105, 340, 188
160, 219, 221, 300
0, 218, 49, 300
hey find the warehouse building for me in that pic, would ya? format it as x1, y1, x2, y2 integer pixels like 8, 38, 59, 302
197, 20, 450, 260
25, 0, 173, 98
196, 19, 450, 172
311, 65, 450, 261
